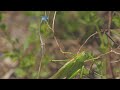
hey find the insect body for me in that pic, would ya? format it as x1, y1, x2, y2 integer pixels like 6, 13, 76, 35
50, 51, 94, 79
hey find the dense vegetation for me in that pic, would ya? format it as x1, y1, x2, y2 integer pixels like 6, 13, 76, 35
0, 11, 120, 79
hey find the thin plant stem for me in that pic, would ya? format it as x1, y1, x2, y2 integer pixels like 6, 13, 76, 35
77, 31, 98, 54
107, 11, 115, 78
85, 49, 120, 63
46, 11, 72, 57
37, 18, 45, 79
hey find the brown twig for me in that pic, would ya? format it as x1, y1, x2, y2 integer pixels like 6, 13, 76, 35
107, 11, 115, 78
46, 11, 72, 58
77, 31, 98, 54
105, 32, 119, 46
110, 59, 120, 63
85, 49, 120, 63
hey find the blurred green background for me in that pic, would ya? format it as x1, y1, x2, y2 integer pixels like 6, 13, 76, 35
0, 11, 120, 79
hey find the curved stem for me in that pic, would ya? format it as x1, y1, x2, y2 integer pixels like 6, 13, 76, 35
37, 18, 45, 79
